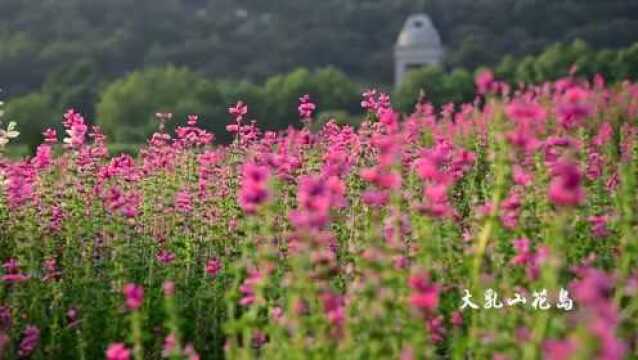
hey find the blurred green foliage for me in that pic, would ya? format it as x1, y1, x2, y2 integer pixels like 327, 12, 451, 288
5, 39, 638, 150
3, 0, 638, 98
4, 92, 60, 153
95, 66, 361, 143
96, 66, 227, 143
394, 41, 638, 112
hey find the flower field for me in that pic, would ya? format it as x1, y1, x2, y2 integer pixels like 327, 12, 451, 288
1, 73, 638, 359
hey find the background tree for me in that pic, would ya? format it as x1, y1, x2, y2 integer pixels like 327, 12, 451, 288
4, 93, 59, 153
96, 66, 225, 143
2, 0, 638, 106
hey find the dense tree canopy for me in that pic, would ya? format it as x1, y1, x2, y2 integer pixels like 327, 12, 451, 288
2, 0, 638, 100
2, 1, 638, 149
4, 39, 638, 149
95, 66, 361, 143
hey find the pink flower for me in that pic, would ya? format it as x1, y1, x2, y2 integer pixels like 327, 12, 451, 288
512, 166, 533, 187
475, 69, 495, 94
361, 190, 389, 207
1, 273, 29, 283
505, 99, 547, 125
238, 162, 271, 214
548, 161, 584, 207
32, 144, 53, 170
0, 306, 11, 331
102, 187, 142, 219
2, 258, 20, 274
62, 109, 88, 149
183, 344, 200, 360
570, 268, 626, 359
155, 112, 173, 130
174, 189, 193, 214
400, 346, 415, 360
163, 281, 175, 297
48, 205, 65, 233
543, 340, 576, 360
500, 190, 522, 230
251, 331, 267, 349
270, 305, 283, 320
361, 89, 378, 111
543, 136, 580, 166
43, 128, 57, 143
408, 273, 439, 313
123, 283, 144, 311
66, 307, 79, 328
320, 291, 345, 337
228, 101, 248, 122
298, 94, 316, 119
420, 183, 455, 219
510, 238, 548, 280
4, 162, 36, 209
162, 333, 179, 357
289, 175, 344, 229
556, 87, 592, 129
593, 122, 613, 148
175, 115, 214, 147
427, 315, 446, 343
383, 211, 411, 247
156, 250, 176, 264
511, 238, 532, 266
506, 126, 542, 154
377, 93, 391, 112
586, 150, 603, 180
1, 258, 29, 283
360, 89, 391, 114
239, 270, 263, 306
205, 258, 222, 278
360, 167, 402, 190
588, 215, 609, 238
225, 124, 239, 133
451, 311, 463, 327
415, 157, 444, 183
571, 268, 612, 306
378, 109, 399, 131
42, 258, 61, 282
106, 343, 131, 360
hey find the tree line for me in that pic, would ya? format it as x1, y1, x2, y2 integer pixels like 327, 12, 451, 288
2, 0, 637, 98
4, 40, 638, 153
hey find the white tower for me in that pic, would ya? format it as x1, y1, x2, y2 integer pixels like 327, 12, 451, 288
394, 14, 444, 87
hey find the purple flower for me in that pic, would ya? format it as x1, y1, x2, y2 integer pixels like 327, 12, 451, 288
588, 215, 609, 238
156, 250, 176, 264
0, 306, 11, 331
17, 325, 40, 357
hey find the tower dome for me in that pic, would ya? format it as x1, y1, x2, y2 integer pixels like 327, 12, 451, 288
394, 14, 444, 87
